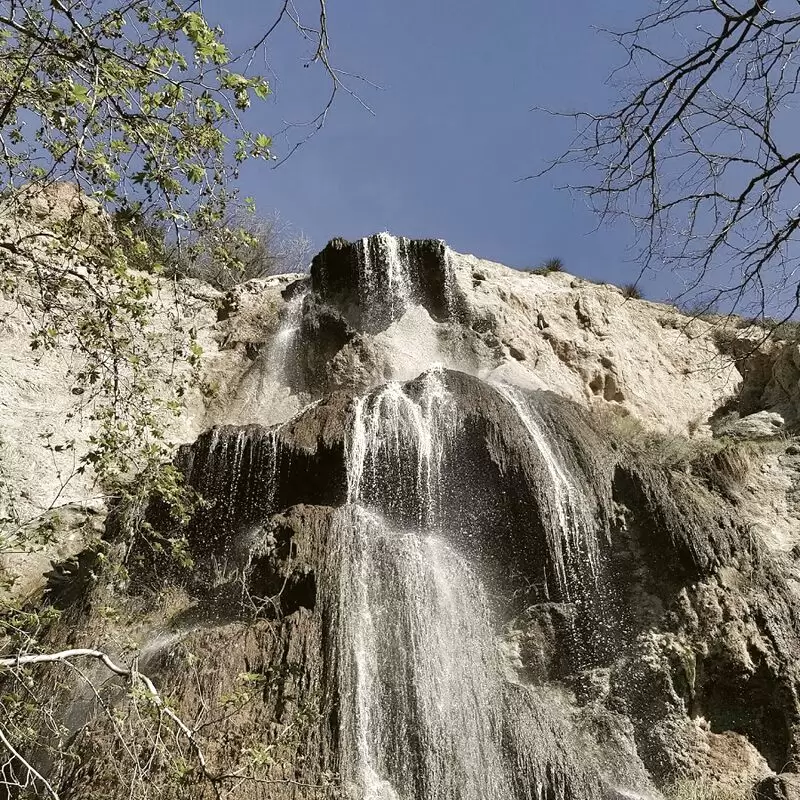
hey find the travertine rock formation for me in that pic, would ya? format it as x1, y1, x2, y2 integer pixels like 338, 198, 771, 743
5, 221, 800, 799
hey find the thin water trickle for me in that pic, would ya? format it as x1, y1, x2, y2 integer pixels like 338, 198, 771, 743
491, 380, 601, 598
442, 245, 459, 318
266, 287, 307, 383
382, 234, 413, 321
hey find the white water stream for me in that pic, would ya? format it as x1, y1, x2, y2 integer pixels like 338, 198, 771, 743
491, 381, 601, 599
329, 507, 585, 800
346, 367, 453, 530
331, 368, 608, 799
266, 287, 307, 382
358, 233, 414, 326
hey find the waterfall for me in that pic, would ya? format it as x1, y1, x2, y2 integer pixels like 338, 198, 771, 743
330, 370, 606, 800
491, 381, 601, 600
382, 234, 413, 322
346, 366, 454, 530
357, 233, 414, 326
220, 284, 309, 427
183, 426, 278, 520
266, 286, 307, 382
327, 507, 596, 800
442, 244, 459, 319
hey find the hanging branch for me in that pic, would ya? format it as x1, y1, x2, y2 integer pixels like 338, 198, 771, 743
538, 1, 800, 319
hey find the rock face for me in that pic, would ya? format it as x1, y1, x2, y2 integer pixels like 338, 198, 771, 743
310, 233, 464, 332
5, 229, 800, 799
759, 773, 800, 800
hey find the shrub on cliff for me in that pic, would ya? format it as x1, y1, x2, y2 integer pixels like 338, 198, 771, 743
115, 206, 312, 288
528, 257, 565, 275
621, 283, 643, 299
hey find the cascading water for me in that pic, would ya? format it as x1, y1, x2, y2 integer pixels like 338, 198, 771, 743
23, 231, 784, 799
328, 507, 593, 800
181, 243, 624, 796
442, 244, 459, 319
267, 287, 307, 382
329, 368, 606, 800
223, 283, 310, 427
346, 366, 453, 529
169, 241, 640, 798
491, 381, 601, 599
357, 233, 414, 326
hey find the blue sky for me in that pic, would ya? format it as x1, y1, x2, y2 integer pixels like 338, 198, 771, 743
203, 1, 678, 300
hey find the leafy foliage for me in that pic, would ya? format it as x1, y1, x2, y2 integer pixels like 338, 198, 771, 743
0, 1, 272, 212
0, 0, 327, 725
0, 1, 337, 794
0, 0, 282, 531
0, 0, 328, 550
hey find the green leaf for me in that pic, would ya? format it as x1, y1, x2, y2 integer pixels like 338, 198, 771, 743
71, 83, 90, 104
186, 164, 206, 184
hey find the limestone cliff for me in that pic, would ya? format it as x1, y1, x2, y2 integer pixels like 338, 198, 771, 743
4, 223, 800, 799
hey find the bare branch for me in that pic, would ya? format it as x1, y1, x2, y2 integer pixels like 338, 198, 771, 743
0, 724, 60, 799
0, 648, 210, 782
540, 1, 800, 317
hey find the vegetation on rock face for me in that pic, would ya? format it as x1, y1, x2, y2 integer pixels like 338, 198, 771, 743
663, 781, 754, 800
528, 257, 564, 276
0, 0, 332, 794
621, 283, 643, 300
2, 2, 798, 796
154, 204, 312, 288
0, 0, 281, 505
0, 0, 333, 552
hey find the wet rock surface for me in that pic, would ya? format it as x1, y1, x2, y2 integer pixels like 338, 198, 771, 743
310, 234, 466, 331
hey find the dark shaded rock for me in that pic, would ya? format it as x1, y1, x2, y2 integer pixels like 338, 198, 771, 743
606, 453, 800, 779
470, 311, 496, 334
310, 234, 468, 332
611, 465, 745, 582
508, 343, 527, 361
282, 276, 311, 301
134, 392, 351, 592
297, 295, 356, 384
515, 602, 577, 681
472, 270, 487, 288
757, 773, 800, 800
216, 290, 238, 322
26, 504, 340, 800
